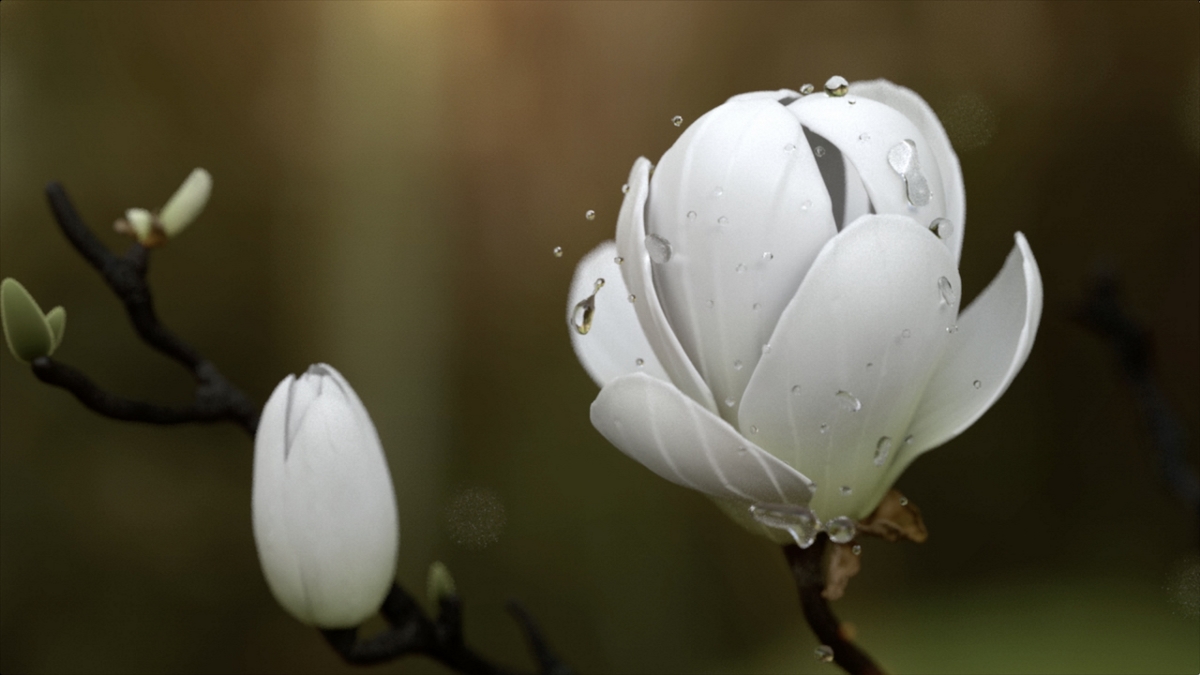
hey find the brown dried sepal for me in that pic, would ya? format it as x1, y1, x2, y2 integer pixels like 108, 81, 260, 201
858, 490, 928, 543
822, 542, 861, 600
112, 216, 168, 248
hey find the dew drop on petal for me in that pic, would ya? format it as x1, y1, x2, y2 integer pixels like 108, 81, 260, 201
614, 256, 624, 265
859, 132, 871, 142
887, 140, 917, 176
594, 278, 605, 290
904, 434, 914, 445
930, 217, 952, 239
686, 210, 698, 221
645, 234, 672, 263
571, 295, 595, 335
635, 358, 644, 367
824, 75, 849, 97
902, 329, 912, 338
553, 246, 563, 257
815, 645, 835, 663
814, 145, 827, 158
712, 186, 724, 197
906, 171, 932, 207
628, 294, 636, 303
749, 425, 758, 434
585, 209, 596, 221
621, 183, 630, 194
735, 263, 747, 273
874, 436, 893, 466
725, 396, 736, 408
973, 379, 982, 389
733, 359, 743, 371
799, 83, 815, 95
792, 385, 802, 394
826, 516, 856, 543
819, 423, 829, 434
938, 276, 958, 306
836, 390, 862, 412
840, 485, 853, 496
801, 199, 812, 211
672, 115, 683, 127
784, 143, 796, 152
852, 544, 862, 556
763, 251, 774, 260
752, 302, 761, 311
847, 98, 857, 105
751, 503, 819, 549
762, 344, 772, 354
946, 324, 959, 334
718, 215, 729, 225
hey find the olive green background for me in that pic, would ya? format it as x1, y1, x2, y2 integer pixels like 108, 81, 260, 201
1, 2, 1197, 673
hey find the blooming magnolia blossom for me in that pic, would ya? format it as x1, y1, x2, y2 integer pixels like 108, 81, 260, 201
252, 364, 399, 627
568, 79, 1042, 545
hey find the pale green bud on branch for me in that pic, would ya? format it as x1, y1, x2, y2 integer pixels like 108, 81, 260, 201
426, 560, 457, 608
158, 168, 212, 238
1, 278, 65, 363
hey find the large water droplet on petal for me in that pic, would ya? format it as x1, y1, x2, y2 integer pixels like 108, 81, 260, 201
571, 295, 595, 335
645, 234, 672, 263
799, 83, 815, 95
930, 217, 952, 239
750, 503, 820, 549
835, 390, 862, 412
906, 170, 931, 206
874, 436, 893, 466
825, 516, 856, 543
824, 75, 849, 97
887, 140, 917, 176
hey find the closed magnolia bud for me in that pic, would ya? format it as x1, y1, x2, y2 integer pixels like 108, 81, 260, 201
252, 364, 399, 628
1, 278, 65, 364
157, 168, 211, 237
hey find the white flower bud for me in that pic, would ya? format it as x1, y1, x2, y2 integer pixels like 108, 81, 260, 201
252, 364, 399, 627
124, 208, 154, 243
157, 168, 212, 237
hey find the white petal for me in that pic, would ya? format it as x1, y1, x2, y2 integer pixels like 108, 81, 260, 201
739, 215, 960, 520
900, 232, 1042, 462
726, 89, 803, 103
616, 157, 719, 414
852, 79, 966, 264
591, 372, 815, 506
645, 99, 838, 426
787, 94, 953, 258
567, 241, 670, 387
158, 168, 212, 237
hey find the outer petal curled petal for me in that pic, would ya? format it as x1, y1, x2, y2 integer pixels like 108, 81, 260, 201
900, 233, 1042, 462
591, 372, 815, 506
568, 241, 670, 388
616, 157, 719, 414
740, 215, 960, 520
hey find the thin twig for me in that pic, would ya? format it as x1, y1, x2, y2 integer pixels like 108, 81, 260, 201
783, 537, 885, 675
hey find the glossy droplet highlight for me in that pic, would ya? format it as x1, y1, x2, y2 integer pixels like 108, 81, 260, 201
906, 171, 931, 206
815, 645, 835, 663
621, 183, 630, 194
799, 83, 815, 95
899, 496, 909, 506
645, 234, 672, 263
725, 396, 736, 408
712, 186, 724, 197
825, 516, 856, 543
553, 246, 563, 257
973, 379, 982, 389
733, 359, 743, 371
801, 200, 812, 211
717, 216, 729, 225
814, 145, 827, 158
686, 210, 697, 221
585, 209, 596, 221
824, 75, 849, 97
635, 358, 644, 367
836, 390, 861, 412
594, 278, 605, 289
672, 115, 683, 127
792, 385, 802, 394
614, 256, 624, 265
904, 435, 914, 445
858, 132, 871, 142
571, 295, 595, 335
750, 503, 820, 549
930, 217, 952, 239
751, 302, 761, 311
763, 252, 774, 260
628, 294, 636, 303
887, 139, 931, 207
840, 486, 852, 496
874, 436, 892, 466
761, 344, 772, 354
749, 425, 758, 435
938, 276, 957, 306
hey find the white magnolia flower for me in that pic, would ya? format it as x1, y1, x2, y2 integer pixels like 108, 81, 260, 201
252, 364, 399, 627
568, 79, 1042, 545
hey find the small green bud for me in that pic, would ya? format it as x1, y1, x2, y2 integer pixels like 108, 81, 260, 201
44, 306, 67, 351
158, 168, 211, 237
426, 561, 457, 607
1, 278, 57, 364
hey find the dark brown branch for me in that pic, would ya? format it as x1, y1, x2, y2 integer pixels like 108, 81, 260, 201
784, 537, 885, 675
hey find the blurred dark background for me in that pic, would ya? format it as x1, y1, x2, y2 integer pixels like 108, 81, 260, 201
1, 2, 1197, 673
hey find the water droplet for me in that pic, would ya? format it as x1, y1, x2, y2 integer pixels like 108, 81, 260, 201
621, 183, 630, 194
737, 445, 747, 454
553, 246, 563, 257
733, 359, 743, 371
585, 209, 596, 221
836, 390, 862, 412
887, 140, 917, 176
819, 423, 829, 434
725, 396, 736, 408
929, 217, 952, 239
762, 344, 772, 354
686, 210, 698, 220
906, 171, 931, 206
749, 425, 758, 434
706, 299, 715, 308
840, 485, 853, 496
799, 83, 815, 95
717, 216, 729, 225
852, 544, 862, 556
712, 186, 724, 197
672, 115, 683, 127
614, 256, 624, 265
938, 276, 957, 306
826, 516, 856, 543
866, 362, 873, 369
763, 252, 775, 262
594, 278, 605, 289
784, 143, 796, 152
751, 302, 761, 311
571, 295, 596, 335
859, 132, 871, 142
645, 234, 672, 263
847, 98, 857, 105
792, 385, 802, 394
814, 145, 827, 158
973, 379, 982, 389
735, 263, 747, 273
635, 358, 644, 367
902, 329, 912, 338
801, 199, 812, 211
899, 496, 909, 506
815, 645, 835, 663
750, 503, 820, 549
824, 75, 849, 97
628, 294, 636, 303
874, 436, 893, 466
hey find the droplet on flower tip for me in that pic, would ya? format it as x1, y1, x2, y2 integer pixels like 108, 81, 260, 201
799, 83, 815, 95
628, 294, 636, 303
826, 516, 856, 543
571, 295, 596, 335
824, 75, 849, 97
552, 246, 563, 257
585, 209, 596, 221
644, 234, 673, 263
840, 486, 853, 495
938, 276, 957, 306
686, 210, 698, 221
635, 358, 644, 367
874, 436, 893, 466
902, 329, 912, 339
852, 544, 862, 556
836, 390, 862, 412
614, 256, 624, 265
814, 145, 827, 158
815, 645, 835, 663
718, 216, 729, 225
594, 278, 605, 290
929, 217, 952, 239
724, 396, 736, 408
672, 115, 683, 127
621, 183, 630, 194
750, 503, 820, 549
792, 385, 802, 394
973, 379, 982, 389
